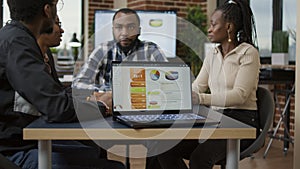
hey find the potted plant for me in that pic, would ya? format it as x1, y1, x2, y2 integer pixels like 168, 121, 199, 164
177, 6, 207, 76
271, 30, 289, 65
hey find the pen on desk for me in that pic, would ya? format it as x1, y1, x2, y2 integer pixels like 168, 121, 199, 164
94, 88, 111, 93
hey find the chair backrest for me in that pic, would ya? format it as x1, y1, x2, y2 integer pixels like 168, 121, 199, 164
240, 86, 275, 159
0, 153, 21, 169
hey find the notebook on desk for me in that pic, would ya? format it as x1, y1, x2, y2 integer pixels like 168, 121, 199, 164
111, 61, 219, 129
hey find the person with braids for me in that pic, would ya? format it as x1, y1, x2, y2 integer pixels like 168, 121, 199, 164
157, 0, 260, 168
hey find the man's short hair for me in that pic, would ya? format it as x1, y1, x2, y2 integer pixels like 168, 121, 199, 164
7, 0, 53, 22
112, 8, 140, 25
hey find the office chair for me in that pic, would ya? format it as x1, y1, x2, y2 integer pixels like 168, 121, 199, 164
0, 153, 21, 169
217, 86, 275, 169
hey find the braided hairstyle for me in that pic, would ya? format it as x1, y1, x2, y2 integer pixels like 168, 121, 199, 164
216, 0, 258, 48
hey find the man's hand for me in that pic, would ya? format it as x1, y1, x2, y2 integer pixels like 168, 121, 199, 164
92, 91, 113, 116
192, 91, 200, 105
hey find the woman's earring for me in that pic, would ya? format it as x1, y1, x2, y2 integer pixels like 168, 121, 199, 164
228, 31, 232, 42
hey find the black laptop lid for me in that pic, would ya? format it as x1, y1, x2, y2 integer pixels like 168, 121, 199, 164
111, 61, 193, 117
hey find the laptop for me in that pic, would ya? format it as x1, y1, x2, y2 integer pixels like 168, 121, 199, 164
111, 61, 219, 129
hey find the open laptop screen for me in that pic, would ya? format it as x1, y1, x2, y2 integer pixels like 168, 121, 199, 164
112, 61, 192, 115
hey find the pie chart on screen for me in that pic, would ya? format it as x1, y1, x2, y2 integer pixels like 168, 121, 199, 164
150, 70, 160, 81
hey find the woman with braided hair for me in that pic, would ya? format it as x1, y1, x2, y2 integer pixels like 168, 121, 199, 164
158, 0, 260, 168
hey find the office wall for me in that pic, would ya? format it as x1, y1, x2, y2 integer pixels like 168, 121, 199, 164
294, 1, 299, 169
0, 0, 2, 28
87, 0, 207, 38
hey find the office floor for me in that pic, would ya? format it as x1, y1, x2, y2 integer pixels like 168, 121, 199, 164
107, 138, 294, 169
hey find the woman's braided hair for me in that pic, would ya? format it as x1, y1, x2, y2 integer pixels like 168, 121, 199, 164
216, 0, 258, 48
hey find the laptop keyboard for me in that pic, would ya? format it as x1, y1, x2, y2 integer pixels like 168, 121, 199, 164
121, 113, 205, 122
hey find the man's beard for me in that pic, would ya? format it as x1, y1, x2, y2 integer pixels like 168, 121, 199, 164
117, 38, 138, 54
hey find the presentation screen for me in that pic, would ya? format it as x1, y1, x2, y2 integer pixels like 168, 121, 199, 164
94, 10, 177, 58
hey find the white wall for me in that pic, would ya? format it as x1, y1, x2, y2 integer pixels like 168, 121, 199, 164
294, 1, 300, 169
83, 0, 89, 61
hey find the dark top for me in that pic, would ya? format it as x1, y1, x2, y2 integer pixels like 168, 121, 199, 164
0, 20, 76, 154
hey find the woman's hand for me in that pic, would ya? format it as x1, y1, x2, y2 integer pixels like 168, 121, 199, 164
192, 91, 200, 105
